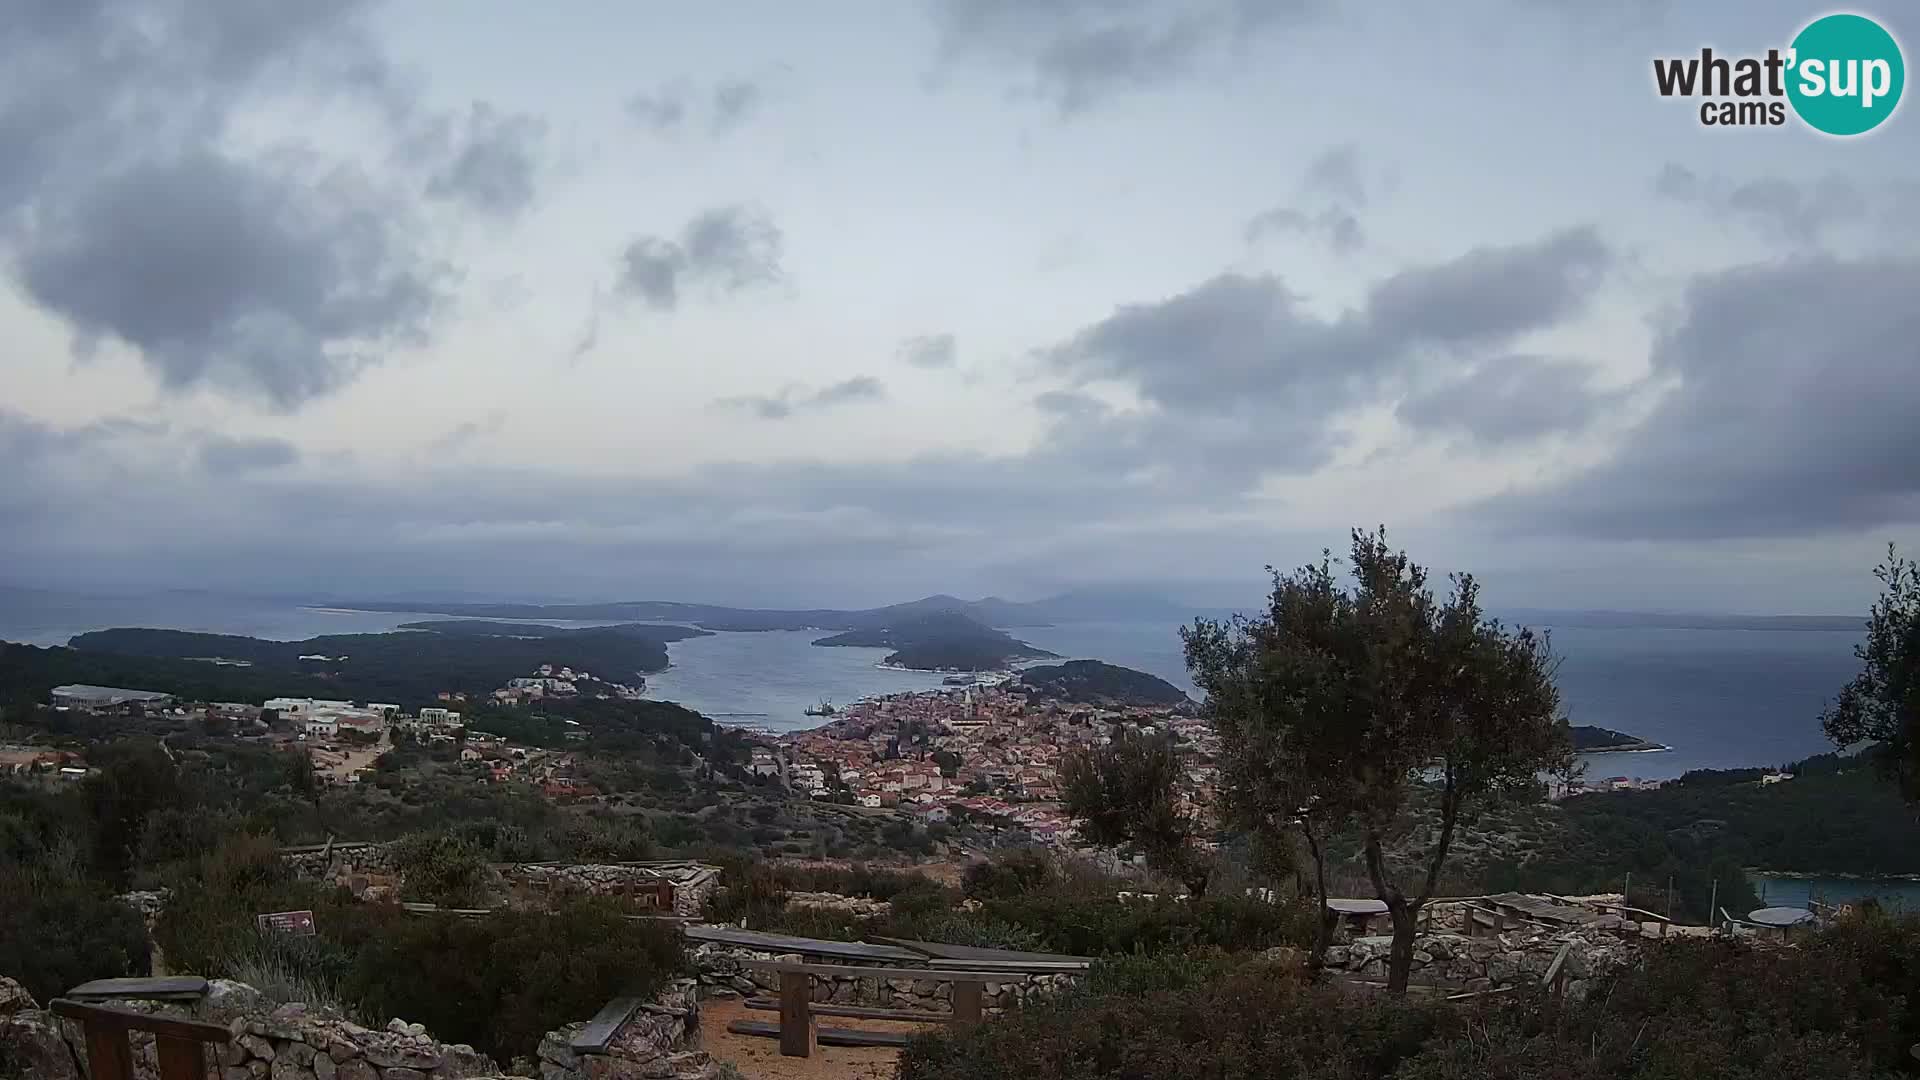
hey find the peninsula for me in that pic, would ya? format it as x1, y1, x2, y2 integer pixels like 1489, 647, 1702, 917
811, 611, 1059, 671
1570, 724, 1667, 753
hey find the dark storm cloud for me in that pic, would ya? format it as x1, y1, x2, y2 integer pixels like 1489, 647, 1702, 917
0, 0, 465, 409
931, 0, 1318, 113
1653, 164, 1920, 248
1396, 356, 1611, 444
899, 333, 959, 369
424, 103, 547, 217
197, 435, 300, 475
618, 207, 785, 311
714, 376, 887, 420
1479, 255, 1920, 539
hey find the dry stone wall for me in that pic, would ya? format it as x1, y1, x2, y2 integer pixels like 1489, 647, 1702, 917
533, 980, 716, 1080
689, 942, 1075, 1014
1322, 931, 1632, 999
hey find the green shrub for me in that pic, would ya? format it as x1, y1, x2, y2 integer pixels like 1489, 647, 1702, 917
343, 901, 686, 1062
0, 857, 150, 1003
976, 894, 1314, 956
389, 829, 490, 907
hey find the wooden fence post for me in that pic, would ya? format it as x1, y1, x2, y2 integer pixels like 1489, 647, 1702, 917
778, 971, 816, 1058
952, 980, 983, 1029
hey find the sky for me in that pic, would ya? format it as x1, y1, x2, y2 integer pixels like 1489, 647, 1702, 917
2, 0, 1917, 613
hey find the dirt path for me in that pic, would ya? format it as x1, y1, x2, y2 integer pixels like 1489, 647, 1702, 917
698, 997, 943, 1080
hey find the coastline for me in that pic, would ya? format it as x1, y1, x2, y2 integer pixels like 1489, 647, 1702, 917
1577, 742, 1671, 755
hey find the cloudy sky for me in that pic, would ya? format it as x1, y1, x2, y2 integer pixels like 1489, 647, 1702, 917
4, 0, 1917, 612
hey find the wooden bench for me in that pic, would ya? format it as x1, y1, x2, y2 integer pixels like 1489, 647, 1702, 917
727, 963, 1027, 1058
50, 999, 231, 1080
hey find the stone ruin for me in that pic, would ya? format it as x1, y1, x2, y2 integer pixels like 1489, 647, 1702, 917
689, 941, 1076, 1015
0, 976, 715, 1080
276, 844, 721, 919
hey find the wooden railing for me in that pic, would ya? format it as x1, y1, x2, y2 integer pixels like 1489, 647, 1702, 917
50, 999, 231, 1080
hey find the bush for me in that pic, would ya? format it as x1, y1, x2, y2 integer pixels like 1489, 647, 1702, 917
904, 914, 1920, 1080
0, 857, 150, 1003
899, 961, 1446, 1080
963, 849, 1059, 901
976, 894, 1315, 957
343, 901, 686, 1062
389, 829, 491, 907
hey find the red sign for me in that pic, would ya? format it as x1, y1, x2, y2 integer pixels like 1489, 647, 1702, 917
256, 910, 317, 937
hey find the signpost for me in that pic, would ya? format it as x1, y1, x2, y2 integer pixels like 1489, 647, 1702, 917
255, 910, 316, 937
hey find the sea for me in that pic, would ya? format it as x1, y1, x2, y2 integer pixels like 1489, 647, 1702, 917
3, 585, 1900, 906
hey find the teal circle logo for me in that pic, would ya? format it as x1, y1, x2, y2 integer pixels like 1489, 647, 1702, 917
1787, 13, 1905, 135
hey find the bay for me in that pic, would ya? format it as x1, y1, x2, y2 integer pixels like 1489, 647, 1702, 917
0, 590, 1867, 777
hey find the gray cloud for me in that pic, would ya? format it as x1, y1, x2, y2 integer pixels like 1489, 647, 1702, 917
1054, 227, 1610, 412
1479, 255, 1920, 539
1396, 356, 1611, 444
716, 376, 887, 420
626, 83, 690, 131
618, 206, 784, 311
1653, 164, 1920, 248
424, 103, 547, 217
711, 79, 764, 134
1245, 206, 1364, 253
1246, 145, 1374, 253
0, 1, 458, 410
198, 434, 300, 475
931, 0, 1317, 113
16, 150, 442, 410
899, 333, 958, 369
626, 77, 768, 136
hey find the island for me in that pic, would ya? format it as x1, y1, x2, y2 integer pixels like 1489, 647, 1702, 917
57, 622, 707, 704
1016, 660, 1191, 707
1570, 724, 1667, 753
810, 611, 1059, 672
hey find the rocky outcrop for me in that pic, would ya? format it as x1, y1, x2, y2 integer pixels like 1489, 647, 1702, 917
688, 943, 1075, 1014
1, 978, 81, 1080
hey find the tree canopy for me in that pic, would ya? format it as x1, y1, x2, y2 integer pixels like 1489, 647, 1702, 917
1182, 528, 1572, 991
1822, 544, 1920, 797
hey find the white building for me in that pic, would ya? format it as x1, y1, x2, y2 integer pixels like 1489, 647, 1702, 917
304, 719, 339, 738
52, 685, 173, 709
418, 707, 461, 728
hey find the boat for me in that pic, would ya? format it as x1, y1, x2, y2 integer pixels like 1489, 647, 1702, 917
803, 698, 837, 717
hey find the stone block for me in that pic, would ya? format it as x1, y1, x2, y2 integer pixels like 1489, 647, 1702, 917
284, 1042, 318, 1067
336, 1059, 378, 1080
239, 1034, 277, 1061
313, 1055, 337, 1080
380, 1069, 428, 1080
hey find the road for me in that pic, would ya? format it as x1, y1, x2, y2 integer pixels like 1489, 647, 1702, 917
310, 736, 389, 781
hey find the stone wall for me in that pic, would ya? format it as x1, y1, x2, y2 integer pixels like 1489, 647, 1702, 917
532, 980, 716, 1080
0, 975, 716, 1080
280, 847, 719, 918
0, 977, 515, 1080
1322, 931, 1631, 999
782, 892, 891, 919
688, 943, 1075, 1015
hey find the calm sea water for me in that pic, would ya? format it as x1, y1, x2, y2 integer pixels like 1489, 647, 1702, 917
0, 589, 1864, 776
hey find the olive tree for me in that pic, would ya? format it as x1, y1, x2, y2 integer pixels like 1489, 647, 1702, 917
1822, 545, 1920, 796
1183, 528, 1571, 992
1060, 728, 1213, 897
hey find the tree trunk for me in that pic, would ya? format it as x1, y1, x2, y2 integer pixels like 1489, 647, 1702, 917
1304, 823, 1334, 974
1385, 903, 1417, 992
1362, 828, 1417, 994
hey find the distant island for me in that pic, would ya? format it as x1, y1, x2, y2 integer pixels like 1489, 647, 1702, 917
54, 622, 707, 704
1016, 660, 1190, 707
811, 611, 1059, 672
331, 586, 1192, 631
1570, 724, 1667, 753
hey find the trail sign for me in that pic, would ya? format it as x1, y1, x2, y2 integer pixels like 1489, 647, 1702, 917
256, 910, 316, 937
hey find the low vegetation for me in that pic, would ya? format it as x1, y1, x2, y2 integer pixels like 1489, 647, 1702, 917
901, 913, 1920, 1080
